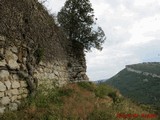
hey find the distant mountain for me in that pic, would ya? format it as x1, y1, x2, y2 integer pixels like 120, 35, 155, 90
93, 79, 107, 84
105, 62, 160, 107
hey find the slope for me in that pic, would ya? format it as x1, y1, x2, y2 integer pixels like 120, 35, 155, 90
1, 82, 158, 120
106, 62, 160, 107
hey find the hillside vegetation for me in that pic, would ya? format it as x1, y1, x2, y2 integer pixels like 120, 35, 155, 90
0, 82, 157, 120
106, 62, 160, 108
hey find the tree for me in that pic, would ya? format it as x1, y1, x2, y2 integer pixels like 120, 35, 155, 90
57, 0, 106, 51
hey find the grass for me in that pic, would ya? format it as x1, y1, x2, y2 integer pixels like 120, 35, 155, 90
106, 68, 160, 107
0, 82, 159, 120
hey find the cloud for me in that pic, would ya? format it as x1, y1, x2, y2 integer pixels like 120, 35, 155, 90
39, 0, 160, 81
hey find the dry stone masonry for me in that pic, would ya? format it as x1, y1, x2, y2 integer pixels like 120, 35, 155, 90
0, 0, 88, 113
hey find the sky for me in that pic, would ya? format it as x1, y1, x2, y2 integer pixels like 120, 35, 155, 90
39, 0, 160, 81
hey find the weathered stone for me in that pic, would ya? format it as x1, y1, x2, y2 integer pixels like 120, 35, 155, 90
15, 100, 21, 105
0, 70, 9, 79
23, 88, 29, 94
4, 80, 11, 89
19, 88, 24, 94
12, 81, 20, 88
1, 97, 10, 105
17, 95, 22, 100
11, 95, 17, 102
0, 82, 6, 91
10, 46, 18, 53
8, 59, 20, 69
0, 36, 5, 41
5, 90, 12, 97
9, 103, 18, 111
0, 92, 4, 97
0, 48, 4, 55
11, 89, 19, 95
22, 94, 28, 98
0, 60, 6, 66
5, 50, 19, 69
12, 74, 19, 80
0, 107, 5, 114
20, 81, 27, 87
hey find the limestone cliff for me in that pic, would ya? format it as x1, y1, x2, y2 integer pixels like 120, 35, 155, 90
0, 0, 88, 113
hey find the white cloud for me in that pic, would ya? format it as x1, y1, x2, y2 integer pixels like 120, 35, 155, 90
39, 0, 160, 81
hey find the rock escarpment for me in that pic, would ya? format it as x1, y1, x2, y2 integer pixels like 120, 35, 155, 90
0, 0, 88, 113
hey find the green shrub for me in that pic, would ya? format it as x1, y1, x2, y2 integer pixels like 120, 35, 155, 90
87, 109, 114, 120
95, 84, 116, 98
77, 82, 95, 91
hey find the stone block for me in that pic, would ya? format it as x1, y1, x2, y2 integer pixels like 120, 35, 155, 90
0, 107, 5, 114
11, 95, 17, 102
0, 36, 5, 41
12, 74, 19, 80
11, 89, 19, 95
23, 88, 29, 94
0, 60, 6, 66
20, 81, 27, 87
5, 50, 19, 69
8, 59, 20, 69
17, 95, 22, 100
4, 80, 11, 89
0, 92, 4, 97
0, 81, 6, 92
10, 46, 18, 53
22, 94, 28, 98
0, 70, 9, 79
1, 97, 10, 105
9, 103, 18, 111
12, 81, 20, 88
5, 90, 12, 97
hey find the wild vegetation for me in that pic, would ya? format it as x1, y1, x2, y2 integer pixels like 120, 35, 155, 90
0, 82, 158, 120
106, 63, 160, 108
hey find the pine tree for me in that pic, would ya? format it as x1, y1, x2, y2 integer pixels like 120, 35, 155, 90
57, 0, 106, 51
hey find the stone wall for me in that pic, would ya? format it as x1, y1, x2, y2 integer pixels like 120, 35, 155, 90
0, 36, 29, 113
0, 0, 89, 113
0, 33, 88, 113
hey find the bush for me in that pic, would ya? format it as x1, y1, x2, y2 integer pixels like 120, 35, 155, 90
87, 109, 114, 120
95, 84, 116, 98
77, 82, 95, 91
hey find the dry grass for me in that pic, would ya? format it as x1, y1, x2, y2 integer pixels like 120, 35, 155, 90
0, 82, 159, 120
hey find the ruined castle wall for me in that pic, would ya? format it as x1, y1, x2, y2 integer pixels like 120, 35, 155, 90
0, 0, 88, 113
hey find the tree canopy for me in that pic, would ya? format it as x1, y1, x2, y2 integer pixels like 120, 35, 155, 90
57, 0, 106, 51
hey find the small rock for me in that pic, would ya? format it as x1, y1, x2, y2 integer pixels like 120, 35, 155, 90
0, 92, 4, 97
0, 82, 6, 92
1, 97, 10, 105
0, 107, 5, 114
17, 95, 22, 100
5, 90, 12, 97
11, 89, 19, 95
11, 95, 17, 102
8, 59, 20, 69
0, 60, 6, 66
20, 81, 27, 87
4, 80, 11, 89
0, 36, 5, 41
12, 74, 19, 80
0, 70, 9, 79
22, 94, 28, 98
10, 46, 18, 53
12, 81, 20, 88
5, 50, 19, 69
9, 103, 18, 111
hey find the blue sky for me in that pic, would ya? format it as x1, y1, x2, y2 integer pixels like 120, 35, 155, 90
39, 0, 160, 81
